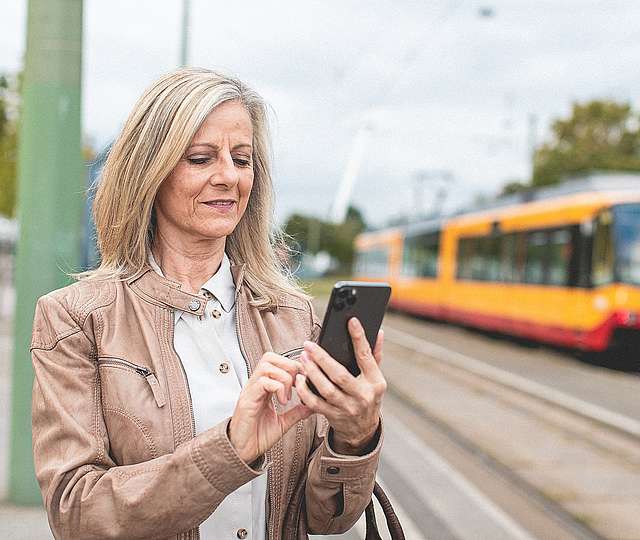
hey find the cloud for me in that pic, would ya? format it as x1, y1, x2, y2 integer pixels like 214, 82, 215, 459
2, 0, 640, 228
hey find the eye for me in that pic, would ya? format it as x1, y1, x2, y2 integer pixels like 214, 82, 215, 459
187, 157, 210, 165
233, 157, 252, 167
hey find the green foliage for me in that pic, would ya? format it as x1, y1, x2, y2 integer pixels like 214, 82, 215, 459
499, 180, 530, 196
283, 205, 367, 273
532, 100, 640, 187
0, 74, 18, 217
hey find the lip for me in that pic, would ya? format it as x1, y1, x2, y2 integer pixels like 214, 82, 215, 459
201, 200, 237, 212
201, 199, 237, 205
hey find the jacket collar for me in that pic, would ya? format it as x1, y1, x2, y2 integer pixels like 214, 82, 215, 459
127, 259, 246, 315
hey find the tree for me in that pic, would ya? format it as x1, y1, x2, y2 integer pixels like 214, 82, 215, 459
0, 72, 96, 218
0, 74, 18, 217
499, 180, 529, 196
532, 100, 640, 187
282, 205, 368, 273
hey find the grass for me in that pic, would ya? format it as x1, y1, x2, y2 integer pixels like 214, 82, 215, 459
298, 275, 352, 299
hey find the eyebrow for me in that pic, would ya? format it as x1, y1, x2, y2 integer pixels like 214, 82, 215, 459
188, 142, 253, 151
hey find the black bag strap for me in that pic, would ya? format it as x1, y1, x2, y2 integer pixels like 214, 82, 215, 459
365, 481, 406, 540
283, 474, 406, 539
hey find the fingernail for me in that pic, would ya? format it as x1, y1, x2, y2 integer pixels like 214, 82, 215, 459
349, 317, 359, 329
300, 351, 309, 363
303, 340, 317, 350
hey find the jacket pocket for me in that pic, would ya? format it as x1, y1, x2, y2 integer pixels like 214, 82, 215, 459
97, 356, 166, 407
281, 346, 304, 360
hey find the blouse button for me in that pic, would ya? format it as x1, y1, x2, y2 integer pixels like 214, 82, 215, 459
188, 299, 201, 311
219, 362, 230, 374
236, 528, 248, 539
212, 308, 222, 319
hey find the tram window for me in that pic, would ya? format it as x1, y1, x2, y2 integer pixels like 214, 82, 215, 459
500, 234, 517, 282
485, 236, 501, 281
592, 210, 614, 286
612, 204, 640, 286
548, 229, 572, 286
457, 235, 502, 282
456, 237, 473, 280
470, 238, 486, 280
402, 232, 440, 278
524, 231, 548, 284
514, 233, 527, 282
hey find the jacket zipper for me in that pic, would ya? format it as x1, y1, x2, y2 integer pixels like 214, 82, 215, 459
97, 356, 166, 407
281, 346, 304, 359
234, 289, 279, 540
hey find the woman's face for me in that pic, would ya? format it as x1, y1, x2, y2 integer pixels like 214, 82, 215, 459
154, 100, 255, 245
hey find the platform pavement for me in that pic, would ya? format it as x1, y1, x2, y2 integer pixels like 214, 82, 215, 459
0, 314, 51, 538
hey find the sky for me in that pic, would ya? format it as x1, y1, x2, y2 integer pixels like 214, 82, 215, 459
2, 0, 640, 228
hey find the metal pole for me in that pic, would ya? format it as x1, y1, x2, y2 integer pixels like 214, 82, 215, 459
180, 0, 191, 66
9, 0, 84, 505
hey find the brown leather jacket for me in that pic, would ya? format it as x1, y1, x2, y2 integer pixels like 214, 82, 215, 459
30, 262, 382, 539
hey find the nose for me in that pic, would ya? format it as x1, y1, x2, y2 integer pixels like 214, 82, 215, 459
209, 150, 240, 188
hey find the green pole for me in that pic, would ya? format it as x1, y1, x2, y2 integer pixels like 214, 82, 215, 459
9, 0, 84, 505
180, 0, 190, 66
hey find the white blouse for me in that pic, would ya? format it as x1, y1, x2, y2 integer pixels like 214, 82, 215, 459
149, 252, 267, 540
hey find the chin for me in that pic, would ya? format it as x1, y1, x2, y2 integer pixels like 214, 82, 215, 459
197, 221, 239, 239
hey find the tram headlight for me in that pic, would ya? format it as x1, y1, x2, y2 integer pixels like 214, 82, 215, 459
618, 310, 638, 326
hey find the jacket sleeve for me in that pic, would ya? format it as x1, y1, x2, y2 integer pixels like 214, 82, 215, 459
31, 294, 265, 540
301, 299, 383, 535
304, 415, 382, 534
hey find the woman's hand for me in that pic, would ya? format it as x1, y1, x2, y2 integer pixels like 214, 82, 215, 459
228, 353, 312, 464
295, 317, 386, 455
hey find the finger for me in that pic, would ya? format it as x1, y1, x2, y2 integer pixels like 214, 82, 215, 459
348, 317, 379, 378
257, 376, 287, 405
302, 340, 359, 396
300, 351, 349, 406
295, 373, 341, 417
259, 352, 303, 380
259, 364, 295, 401
372, 329, 384, 366
279, 403, 313, 432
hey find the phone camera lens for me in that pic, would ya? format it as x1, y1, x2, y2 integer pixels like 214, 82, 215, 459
338, 288, 349, 299
334, 299, 345, 310
346, 289, 357, 305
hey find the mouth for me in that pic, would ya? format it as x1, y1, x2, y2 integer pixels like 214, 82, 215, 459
202, 199, 236, 209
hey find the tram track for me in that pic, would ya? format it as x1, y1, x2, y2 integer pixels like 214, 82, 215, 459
384, 379, 604, 540
380, 321, 640, 539
383, 325, 640, 442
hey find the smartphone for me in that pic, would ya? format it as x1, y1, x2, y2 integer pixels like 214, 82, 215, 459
308, 281, 391, 396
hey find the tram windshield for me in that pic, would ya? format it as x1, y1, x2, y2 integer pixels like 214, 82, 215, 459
614, 203, 640, 286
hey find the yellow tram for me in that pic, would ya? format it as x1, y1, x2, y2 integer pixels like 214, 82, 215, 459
354, 178, 640, 351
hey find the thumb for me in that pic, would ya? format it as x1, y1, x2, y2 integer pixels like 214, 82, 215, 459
279, 403, 312, 433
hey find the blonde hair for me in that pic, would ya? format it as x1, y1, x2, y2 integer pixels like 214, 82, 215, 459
79, 67, 307, 309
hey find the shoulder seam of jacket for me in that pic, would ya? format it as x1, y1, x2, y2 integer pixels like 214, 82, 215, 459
30, 326, 82, 351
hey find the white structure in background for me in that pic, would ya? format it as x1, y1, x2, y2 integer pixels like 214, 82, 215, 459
0, 216, 17, 319
0, 216, 17, 244
328, 121, 374, 224
301, 251, 333, 278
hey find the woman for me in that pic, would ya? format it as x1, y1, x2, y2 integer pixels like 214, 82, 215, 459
30, 67, 386, 540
